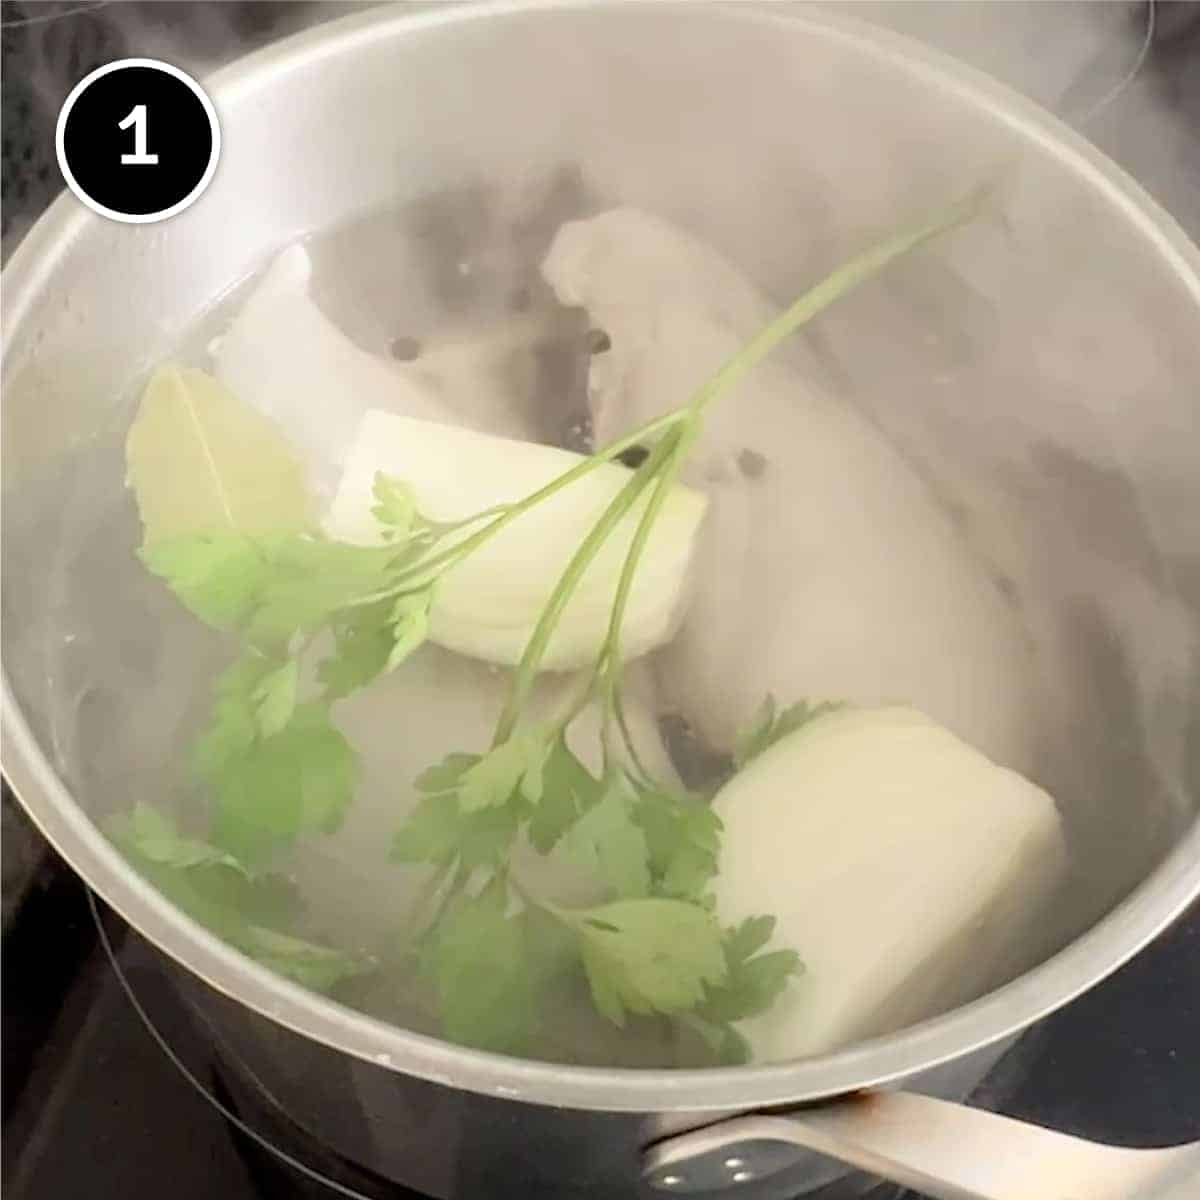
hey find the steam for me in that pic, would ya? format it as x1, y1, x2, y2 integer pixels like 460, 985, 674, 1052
851, 1, 1197, 232
5, 3, 1195, 242
1, 1, 378, 254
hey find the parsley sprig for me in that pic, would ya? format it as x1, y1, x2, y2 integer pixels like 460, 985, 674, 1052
122, 191, 984, 1059
110, 805, 374, 992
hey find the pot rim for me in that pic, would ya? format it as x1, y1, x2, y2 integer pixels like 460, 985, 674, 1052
4, 0, 1199, 1113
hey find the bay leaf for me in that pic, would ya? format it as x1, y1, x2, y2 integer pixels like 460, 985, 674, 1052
125, 365, 311, 545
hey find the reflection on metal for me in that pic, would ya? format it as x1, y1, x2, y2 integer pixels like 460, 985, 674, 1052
645, 1093, 1200, 1199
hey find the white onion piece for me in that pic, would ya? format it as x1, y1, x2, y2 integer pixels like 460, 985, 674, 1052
543, 207, 1035, 772
711, 706, 1066, 1062
324, 410, 707, 671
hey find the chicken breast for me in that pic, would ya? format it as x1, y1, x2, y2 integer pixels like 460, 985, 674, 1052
543, 207, 1035, 772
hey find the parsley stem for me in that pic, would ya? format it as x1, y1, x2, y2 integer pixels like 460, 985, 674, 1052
422, 861, 470, 935
507, 873, 575, 928
553, 671, 603, 738
399, 859, 455, 942
492, 437, 676, 747
385, 409, 689, 593
361, 193, 985, 624
687, 186, 987, 422
611, 686, 657, 790
598, 427, 693, 698
583, 188, 988, 769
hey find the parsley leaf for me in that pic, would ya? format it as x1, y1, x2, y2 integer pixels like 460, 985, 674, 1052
386, 589, 432, 671
733, 696, 845, 769
112, 814, 287, 942
671, 917, 801, 1065
699, 916, 803, 1024
247, 536, 403, 642
318, 600, 398, 698
429, 881, 536, 1053
457, 730, 549, 813
573, 898, 726, 1025
240, 925, 375, 992
527, 735, 602, 853
110, 806, 372, 994
520, 903, 582, 994
678, 1013, 752, 1066
398, 750, 524, 870
391, 794, 465, 865
392, 791, 519, 871
316, 588, 431, 700
140, 535, 270, 631
142, 528, 408, 646
635, 789, 722, 902
723, 913, 776, 963
251, 659, 299, 738
371, 473, 421, 542
112, 803, 248, 876
414, 753, 482, 795
210, 701, 357, 864
192, 653, 278, 780
565, 781, 650, 899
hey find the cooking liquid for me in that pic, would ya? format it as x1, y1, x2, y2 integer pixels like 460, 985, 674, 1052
37, 179, 1193, 1067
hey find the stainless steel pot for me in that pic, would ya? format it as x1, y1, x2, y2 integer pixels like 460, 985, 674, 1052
3, 3, 1199, 1196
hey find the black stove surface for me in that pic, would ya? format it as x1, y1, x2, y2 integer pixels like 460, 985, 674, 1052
3, 3, 1199, 1198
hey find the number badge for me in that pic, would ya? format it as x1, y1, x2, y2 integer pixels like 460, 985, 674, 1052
55, 58, 220, 225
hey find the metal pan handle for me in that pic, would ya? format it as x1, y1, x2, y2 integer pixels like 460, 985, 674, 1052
643, 1091, 1200, 1199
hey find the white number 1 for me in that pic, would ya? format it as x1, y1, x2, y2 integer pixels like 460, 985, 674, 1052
118, 105, 159, 165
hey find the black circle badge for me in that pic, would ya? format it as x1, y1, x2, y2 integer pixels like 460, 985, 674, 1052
56, 58, 220, 224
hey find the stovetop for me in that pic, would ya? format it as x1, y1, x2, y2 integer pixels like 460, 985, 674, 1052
3, 3, 1199, 1198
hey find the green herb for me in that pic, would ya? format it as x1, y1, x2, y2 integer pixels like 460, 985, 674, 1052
245, 536, 417, 643
241, 925, 376, 991
131, 192, 982, 1051
527, 735, 604, 853
635, 789, 722, 903
386, 589, 433, 671
391, 793, 519, 871
571, 898, 727, 1025
140, 535, 271, 631
565, 782, 651, 899
427, 879, 536, 1053
114, 803, 249, 875
200, 685, 358, 865
733, 696, 846, 770
141, 526, 432, 863
457, 729, 550, 812
110, 807, 373, 992
317, 600, 400, 698
414, 753, 482, 795
673, 916, 804, 1065
701, 916, 804, 1024
251, 659, 299, 738
370, 472, 422, 542
191, 653, 278, 780
394, 751, 525, 870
